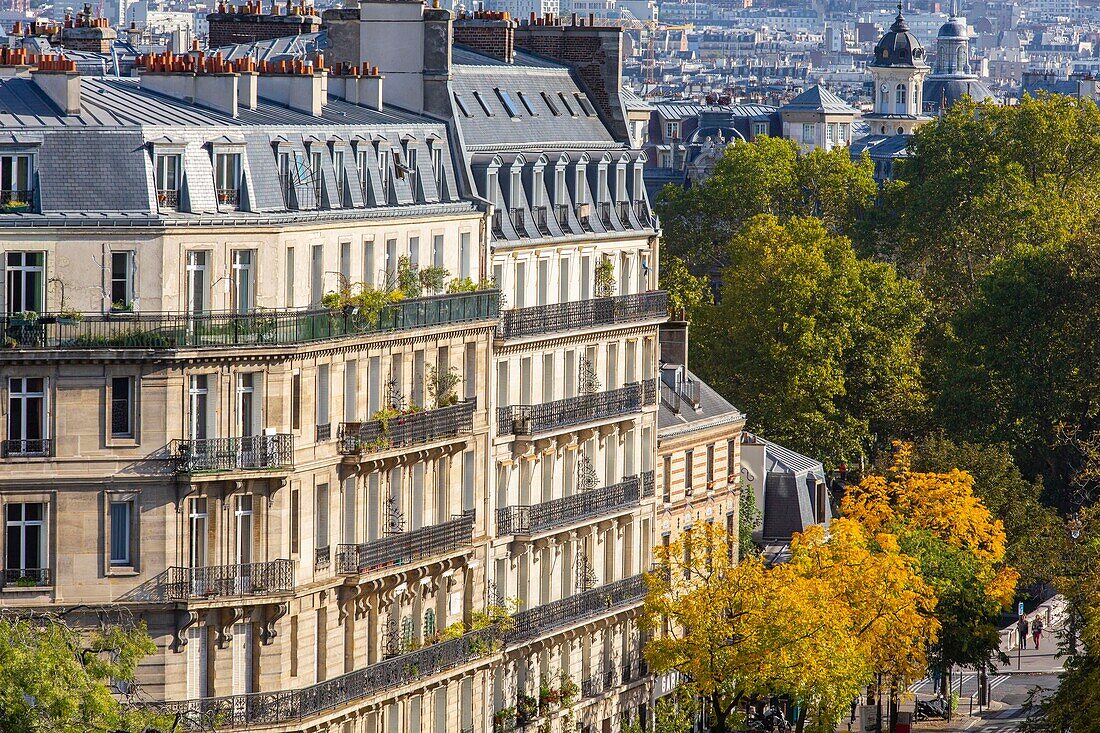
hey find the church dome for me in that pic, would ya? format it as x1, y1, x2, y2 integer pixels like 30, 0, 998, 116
938, 16, 968, 40
872, 8, 929, 68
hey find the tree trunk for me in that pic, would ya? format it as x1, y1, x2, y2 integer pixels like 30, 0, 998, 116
711, 692, 728, 733
795, 703, 807, 733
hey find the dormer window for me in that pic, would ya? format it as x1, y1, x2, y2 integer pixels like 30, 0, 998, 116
0, 153, 34, 211
377, 144, 391, 202
403, 142, 418, 198
155, 153, 181, 210
430, 143, 443, 192
214, 152, 241, 209
332, 147, 345, 205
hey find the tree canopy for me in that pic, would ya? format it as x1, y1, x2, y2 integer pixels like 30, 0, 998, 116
690, 214, 926, 467
0, 612, 163, 733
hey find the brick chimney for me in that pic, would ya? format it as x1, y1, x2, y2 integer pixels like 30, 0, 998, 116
31, 55, 81, 115
59, 3, 117, 53
206, 0, 321, 50
513, 16, 630, 142
453, 10, 516, 63
136, 52, 258, 118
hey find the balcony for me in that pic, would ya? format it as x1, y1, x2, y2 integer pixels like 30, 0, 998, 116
498, 290, 667, 340
492, 209, 505, 238
660, 377, 701, 414
617, 200, 631, 223
338, 400, 476, 457
0, 189, 34, 213
2, 568, 50, 587
153, 626, 502, 730
2, 290, 499, 351
316, 423, 332, 443
506, 574, 646, 644
157, 189, 179, 209
497, 379, 658, 437
1, 438, 53, 458
634, 200, 652, 226
640, 469, 655, 498
157, 560, 293, 602
597, 201, 613, 228
216, 188, 240, 207
532, 205, 550, 235
315, 546, 331, 572
555, 203, 569, 228
170, 434, 293, 474
496, 474, 643, 536
576, 202, 592, 231
336, 511, 475, 575
510, 207, 525, 233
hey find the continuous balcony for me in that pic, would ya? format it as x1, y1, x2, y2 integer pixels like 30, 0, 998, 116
498, 291, 667, 341
153, 626, 502, 730
1, 290, 499, 351
497, 379, 658, 437
155, 560, 294, 602
497, 473, 647, 536
169, 434, 293, 474
338, 400, 476, 457
336, 511, 476, 575
506, 574, 646, 644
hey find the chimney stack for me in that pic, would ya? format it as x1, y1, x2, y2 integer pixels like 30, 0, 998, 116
453, 10, 515, 63
31, 55, 81, 114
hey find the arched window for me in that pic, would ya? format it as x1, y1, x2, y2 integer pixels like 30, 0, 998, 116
957, 47, 967, 73
895, 83, 908, 105
400, 616, 414, 651
423, 608, 437, 639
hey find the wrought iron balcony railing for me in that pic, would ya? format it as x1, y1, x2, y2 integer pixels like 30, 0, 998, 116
497, 379, 657, 436
617, 200, 631, 223
597, 201, 612, 227
634, 199, 652, 226
1, 438, 53, 458
492, 209, 505, 238
217, 188, 240, 207
497, 474, 642, 536
555, 203, 569, 228
510, 207, 525, 232
639, 469, 655, 498
2, 290, 499, 350
507, 574, 646, 644
2, 568, 50, 587
315, 546, 331, 572
499, 290, 667, 340
0, 189, 34, 210
157, 189, 179, 208
158, 560, 294, 601
170, 434, 293, 474
152, 625, 502, 729
576, 202, 592, 231
316, 423, 331, 443
337, 399, 476, 456
336, 511, 475, 574
533, 205, 550, 235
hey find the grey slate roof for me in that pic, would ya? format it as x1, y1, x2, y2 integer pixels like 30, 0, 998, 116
741, 431, 830, 543
781, 84, 855, 114
215, 31, 327, 63
451, 48, 616, 150
657, 369, 744, 433
850, 133, 912, 160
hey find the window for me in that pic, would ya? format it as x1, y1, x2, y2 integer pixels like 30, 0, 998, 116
310, 244, 324, 307
109, 499, 132, 566
453, 92, 471, 117
0, 153, 34, 206
214, 152, 241, 207
316, 364, 330, 437
6, 377, 47, 456
684, 450, 693, 495
753, 121, 768, 138
405, 144, 418, 198
356, 147, 370, 198
377, 145, 391, 202
110, 251, 135, 311
339, 240, 352, 287
433, 234, 444, 270
471, 91, 493, 116
189, 498, 208, 568
278, 150, 293, 206
333, 148, 345, 204
706, 445, 715, 487
236, 372, 260, 439
155, 153, 181, 208
517, 91, 537, 116
6, 251, 43, 315
665, 121, 679, 139
895, 83, 907, 107
344, 360, 357, 422
231, 250, 255, 314
188, 374, 212, 441
290, 487, 301, 554
5, 502, 46, 583
540, 91, 560, 115
186, 251, 208, 314
424, 608, 437, 638
431, 144, 444, 190
111, 377, 134, 438
310, 150, 323, 203
801, 123, 815, 144
557, 92, 576, 116
364, 238, 376, 288
285, 247, 295, 306
496, 88, 521, 118
840, 122, 851, 142
291, 373, 301, 431
827, 122, 837, 143
574, 93, 595, 116
316, 483, 329, 550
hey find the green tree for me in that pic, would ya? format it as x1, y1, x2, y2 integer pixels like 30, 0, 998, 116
656, 137, 876, 275
929, 239, 1100, 507
883, 94, 1100, 311
691, 214, 926, 467
0, 612, 163, 733
660, 254, 712, 314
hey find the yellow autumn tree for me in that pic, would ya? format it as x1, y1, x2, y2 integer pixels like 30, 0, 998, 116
642, 520, 935, 733
841, 442, 1018, 681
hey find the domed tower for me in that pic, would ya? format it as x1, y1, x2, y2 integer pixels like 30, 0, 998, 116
865, 4, 931, 136
923, 3, 994, 114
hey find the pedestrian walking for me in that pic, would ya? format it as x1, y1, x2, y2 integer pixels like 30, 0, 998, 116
1033, 616, 1044, 649
1017, 615, 1030, 650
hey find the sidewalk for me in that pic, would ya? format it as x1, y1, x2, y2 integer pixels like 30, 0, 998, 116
994, 595, 1067, 675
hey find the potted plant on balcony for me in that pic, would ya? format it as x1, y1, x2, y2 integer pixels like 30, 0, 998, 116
418, 265, 450, 295
493, 707, 517, 733
14, 575, 39, 588
515, 694, 538, 725
594, 257, 616, 298
559, 672, 579, 706
7, 311, 41, 346
426, 365, 462, 408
